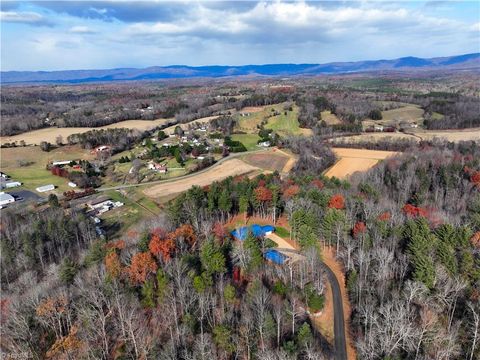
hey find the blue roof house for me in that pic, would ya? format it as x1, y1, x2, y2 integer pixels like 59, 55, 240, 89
264, 249, 288, 265
231, 224, 275, 241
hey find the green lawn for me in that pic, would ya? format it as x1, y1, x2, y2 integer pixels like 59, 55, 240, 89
265, 106, 308, 136
275, 226, 290, 238
231, 134, 261, 151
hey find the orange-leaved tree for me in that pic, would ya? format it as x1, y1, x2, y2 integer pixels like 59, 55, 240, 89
328, 194, 345, 209
283, 185, 300, 200
127, 252, 158, 284
149, 233, 175, 261
105, 251, 122, 279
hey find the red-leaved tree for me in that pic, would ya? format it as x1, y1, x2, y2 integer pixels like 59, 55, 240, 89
328, 194, 345, 209
127, 252, 158, 284
353, 221, 367, 238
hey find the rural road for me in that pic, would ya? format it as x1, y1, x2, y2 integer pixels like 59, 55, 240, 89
273, 247, 348, 360
321, 263, 348, 360
97, 148, 270, 192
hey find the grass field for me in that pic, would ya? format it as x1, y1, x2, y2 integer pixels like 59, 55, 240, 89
266, 105, 313, 136
100, 188, 161, 237
231, 134, 261, 151
321, 111, 342, 125
0, 145, 95, 195
0, 118, 172, 146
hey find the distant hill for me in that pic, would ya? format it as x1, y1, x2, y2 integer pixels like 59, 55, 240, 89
2, 53, 479, 84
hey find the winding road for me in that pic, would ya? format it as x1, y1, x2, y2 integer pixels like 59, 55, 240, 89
273, 247, 348, 360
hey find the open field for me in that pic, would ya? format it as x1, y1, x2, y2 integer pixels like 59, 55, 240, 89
363, 104, 424, 129
321, 110, 342, 125
241, 106, 266, 113
0, 145, 95, 194
265, 105, 313, 136
143, 158, 259, 197
162, 115, 219, 135
335, 128, 480, 144
0, 118, 171, 146
231, 134, 261, 151
325, 148, 398, 179
240, 152, 289, 172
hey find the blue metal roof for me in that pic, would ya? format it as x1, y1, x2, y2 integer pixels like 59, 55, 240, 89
231, 224, 275, 241
264, 249, 288, 265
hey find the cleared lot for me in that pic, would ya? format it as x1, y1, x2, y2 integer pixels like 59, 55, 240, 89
325, 148, 398, 179
144, 158, 258, 197
0, 118, 171, 145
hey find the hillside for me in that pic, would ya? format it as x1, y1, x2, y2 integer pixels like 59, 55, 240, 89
2, 53, 479, 84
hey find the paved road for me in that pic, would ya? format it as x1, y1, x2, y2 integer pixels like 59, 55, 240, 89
97, 148, 269, 192
321, 262, 348, 360
276, 247, 348, 360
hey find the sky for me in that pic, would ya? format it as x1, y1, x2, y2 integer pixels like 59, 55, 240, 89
1, 0, 479, 71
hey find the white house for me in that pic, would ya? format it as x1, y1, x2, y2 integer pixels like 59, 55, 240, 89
373, 125, 384, 132
0, 172, 8, 179
68, 182, 77, 188
36, 184, 55, 192
0, 192, 15, 206
258, 141, 271, 148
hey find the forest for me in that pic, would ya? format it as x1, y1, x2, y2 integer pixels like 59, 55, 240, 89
1, 138, 479, 359
2, 72, 479, 137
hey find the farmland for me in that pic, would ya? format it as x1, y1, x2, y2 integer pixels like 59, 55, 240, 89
240, 151, 291, 172
325, 148, 398, 179
0, 118, 171, 146
0, 145, 95, 194
143, 158, 259, 198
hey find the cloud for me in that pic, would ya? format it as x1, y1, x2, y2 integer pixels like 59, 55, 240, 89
0, 10, 54, 26
69, 25, 96, 34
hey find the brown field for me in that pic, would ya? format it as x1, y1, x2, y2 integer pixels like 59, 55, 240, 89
241, 152, 289, 172
143, 158, 258, 197
381, 104, 424, 123
0, 118, 171, 146
335, 128, 480, 144
241, 106, 266, 113
325, 148, 398, 179
163, 115, 219, 135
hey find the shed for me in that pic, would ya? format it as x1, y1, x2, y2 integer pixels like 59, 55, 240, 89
5, 181, 21, 188
264, 249, 288, 265
36, 184, 55, 192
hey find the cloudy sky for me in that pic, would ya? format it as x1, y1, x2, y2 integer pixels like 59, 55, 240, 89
1, 0, 479, 71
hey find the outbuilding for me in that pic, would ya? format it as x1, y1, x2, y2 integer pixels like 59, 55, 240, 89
36, 184, 55, 192
0, 192, 15, 206
264, 249, 289, 265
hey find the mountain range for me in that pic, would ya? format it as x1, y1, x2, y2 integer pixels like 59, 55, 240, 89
2, 53, 479, 84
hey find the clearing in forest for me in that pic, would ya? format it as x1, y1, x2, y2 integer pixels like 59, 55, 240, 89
143, 158, 258, 198
325, 148, 398, 179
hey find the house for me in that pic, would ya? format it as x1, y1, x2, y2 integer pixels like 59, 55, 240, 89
68, 182, 77, 188
231, 224, 276, 241
0, 172, 8, 179
0, 192, 15, 206
36, 184, 55, 192
264, 249, 289, 265
147, 162, 168, 173
373, 125, 384, 132
258, 141, 271, 147
91, 145, 111, 154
